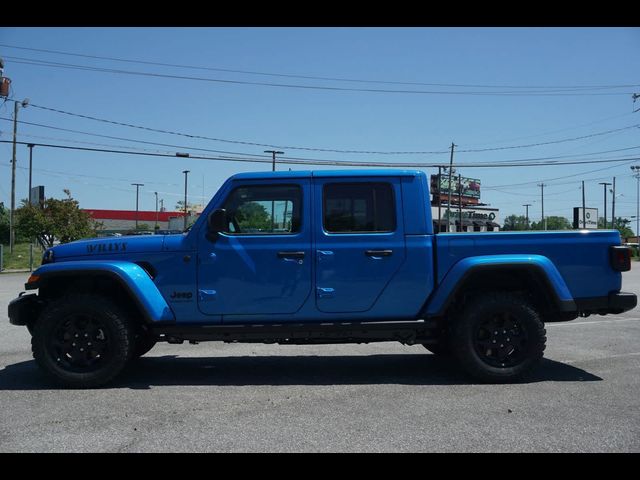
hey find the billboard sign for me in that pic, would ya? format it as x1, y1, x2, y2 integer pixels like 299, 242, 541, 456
30, 185, 45, 207
573, 207, 598, 229
430, 175, 481, 199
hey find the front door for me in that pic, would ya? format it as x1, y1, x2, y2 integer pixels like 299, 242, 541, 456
197, 180, 312, 317
314, 178, 406, 313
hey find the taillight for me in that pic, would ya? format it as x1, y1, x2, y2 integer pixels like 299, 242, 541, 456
610, 246, 631, 272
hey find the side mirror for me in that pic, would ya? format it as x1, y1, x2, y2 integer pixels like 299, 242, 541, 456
208, 208, 227, 234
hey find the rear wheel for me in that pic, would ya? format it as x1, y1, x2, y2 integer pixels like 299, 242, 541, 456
31, 294, 134, 388
450, 292, 546, 383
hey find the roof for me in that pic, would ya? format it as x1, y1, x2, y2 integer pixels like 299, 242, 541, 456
84, 209, 187, 222
230, 170, 425, 181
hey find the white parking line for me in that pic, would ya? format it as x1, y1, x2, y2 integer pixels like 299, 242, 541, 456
547, 317, 640, 327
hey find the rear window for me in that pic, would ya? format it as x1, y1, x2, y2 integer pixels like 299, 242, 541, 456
323, 182, 396, 233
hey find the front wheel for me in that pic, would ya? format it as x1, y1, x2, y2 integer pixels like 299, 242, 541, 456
31, 294, 135, 388
450, 292, 546, 383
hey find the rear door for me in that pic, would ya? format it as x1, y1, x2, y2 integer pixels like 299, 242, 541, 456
313, 177, 406, 313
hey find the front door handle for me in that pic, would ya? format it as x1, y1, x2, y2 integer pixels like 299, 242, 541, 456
365, 250, 393, 257
277, 251, 305, 259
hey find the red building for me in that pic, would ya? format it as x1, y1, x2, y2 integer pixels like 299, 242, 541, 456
84, 209, 187, 234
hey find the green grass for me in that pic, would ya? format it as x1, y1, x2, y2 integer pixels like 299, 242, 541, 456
1, 243, 43, 271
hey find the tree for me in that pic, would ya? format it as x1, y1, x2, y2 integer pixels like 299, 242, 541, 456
599, 216, 634, 239
0, 202, 8, 244
175, 200, 196, 212
15, 190, 99, 247
236, 201, 271, 231
530, 216, 572, 231
502, 214, 528, 231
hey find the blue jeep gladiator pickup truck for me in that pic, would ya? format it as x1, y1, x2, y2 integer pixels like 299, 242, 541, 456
8, 170, 637, 387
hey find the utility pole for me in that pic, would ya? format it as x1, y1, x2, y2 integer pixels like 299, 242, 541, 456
264, 150, 284, 172
9, 98, 29, 253
537, 183, 546, 230
27, 143, 34, 203
182, 170, 190, 231
160, 198, 164, 213
154, 191, 159, 232
447, 142, 456, 232
131, 183, 144, 230
632, 166, 640, 241
599, 182, 612, 229
523, 204, 531, 230
611, 177, 616, 230
582, 180, 586, 229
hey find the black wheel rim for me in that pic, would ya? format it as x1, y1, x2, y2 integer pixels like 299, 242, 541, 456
47, 314, 111, 373
473, 312, 529, 368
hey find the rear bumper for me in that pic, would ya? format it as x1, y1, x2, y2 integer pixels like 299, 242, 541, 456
574, 292, 637, 315
8, 293, 42, 326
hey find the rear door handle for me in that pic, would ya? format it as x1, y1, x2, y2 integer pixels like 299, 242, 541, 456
365, 250, 393, 257
277, 251, 305, 259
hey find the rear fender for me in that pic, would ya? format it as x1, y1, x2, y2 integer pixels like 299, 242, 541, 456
424, 254, 576, 317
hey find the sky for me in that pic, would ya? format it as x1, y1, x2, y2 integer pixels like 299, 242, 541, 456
0, 27, 639, 228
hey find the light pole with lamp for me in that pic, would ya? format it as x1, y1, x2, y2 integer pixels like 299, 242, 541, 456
131, 183, 144, 230
9, 98, 29, 253
154, 191, 159, 232
182, 170, 190, 231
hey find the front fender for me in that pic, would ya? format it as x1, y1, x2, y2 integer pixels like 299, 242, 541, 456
27, 261, 175, 323
424, 254, 576, 317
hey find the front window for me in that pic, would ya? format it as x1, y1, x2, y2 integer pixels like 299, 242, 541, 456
222, 184, 301, 235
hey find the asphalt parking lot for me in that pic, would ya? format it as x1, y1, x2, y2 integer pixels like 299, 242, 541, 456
0, 268, 639, 452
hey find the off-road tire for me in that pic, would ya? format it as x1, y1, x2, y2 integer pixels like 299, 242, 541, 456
31, 294, 134, 388
450, 292, 546, 383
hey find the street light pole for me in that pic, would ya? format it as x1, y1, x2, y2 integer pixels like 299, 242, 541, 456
611, 177, 616, 230
9, 98, 29, 253
131, 183, 144, 230
523, 204, 531, 230
27, 143, 34, 203
599, 182, 612, 229
182, 170, 190, 231
154, 191, 159, 232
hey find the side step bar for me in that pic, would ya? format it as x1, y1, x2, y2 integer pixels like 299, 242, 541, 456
151, 319, 439, 345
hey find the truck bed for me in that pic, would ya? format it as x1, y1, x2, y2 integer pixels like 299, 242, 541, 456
434, 230, 622, 300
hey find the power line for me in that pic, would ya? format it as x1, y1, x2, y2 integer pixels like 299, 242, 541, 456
484, 160, 638, 189
19, 103, 449, 155
0, 117, 270, 158
5, 117, 640, 170
14, 101, 640, 157
4, 56, 634, 97
2, 139, 640, 169
455, 125, 640, 154
2, 43, 638, 91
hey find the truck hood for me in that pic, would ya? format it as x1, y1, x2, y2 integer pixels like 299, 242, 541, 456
48, 235, 166, 260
